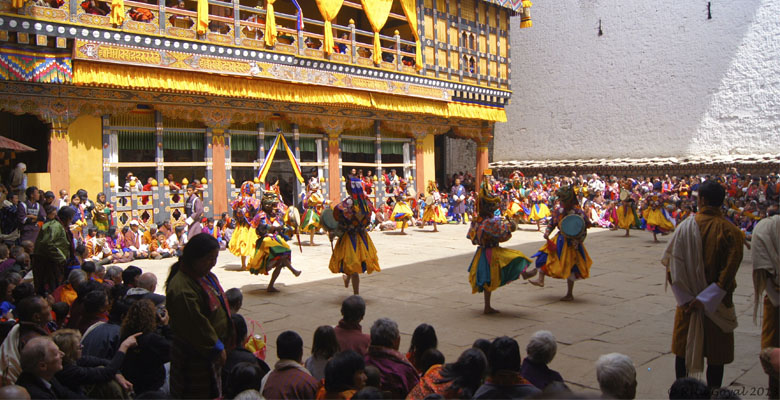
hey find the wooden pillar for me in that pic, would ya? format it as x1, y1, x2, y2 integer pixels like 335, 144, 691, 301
49, 122, 70, 196
475, 141, 490, 189
414, 134, 425, 194
327, 132, 341, 204
154, 112, 165, 224
211, 129, 228, 216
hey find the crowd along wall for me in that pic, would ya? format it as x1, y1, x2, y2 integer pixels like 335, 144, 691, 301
495, 0, 780, 162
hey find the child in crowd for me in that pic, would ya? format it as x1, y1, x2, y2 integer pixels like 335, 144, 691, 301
226, 287, 243, 314
149, 231, 173, 259
305, 325, 340, 381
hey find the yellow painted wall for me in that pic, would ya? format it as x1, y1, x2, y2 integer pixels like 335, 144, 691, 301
27, 173, 51, 191
67, 115, 103, 197
423, 134, 436, 188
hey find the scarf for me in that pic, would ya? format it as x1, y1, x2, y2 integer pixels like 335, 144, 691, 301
661, 217, 738, 375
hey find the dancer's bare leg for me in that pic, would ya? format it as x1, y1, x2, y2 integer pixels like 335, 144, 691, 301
561, 280, 574, 301
432, 222, 438, 232
529, 270, 545, 287
653, 232, 659, 243
484, 291, 498, 314
400, 221, 407, 235
343, 274, 350, 288
624, 228, 630, 237
351, 273, 359, 295
536, 220, 542, 232
267, 266, 282, 292
283, 260, 301, 277
241, 256, 246, 269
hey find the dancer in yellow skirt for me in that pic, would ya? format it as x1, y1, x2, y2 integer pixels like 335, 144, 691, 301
247, 191, 301, 292
530, 186, 592, 301
616, 197, 639, 237
529, 184, 552, 231
468, 172, 535, 314
422, 181, 448, 232
643, 196, 675, 242
329, 176, 380, 295
300, 177, 324, 246
390, 179, 414, 234
228, 182, 261, 270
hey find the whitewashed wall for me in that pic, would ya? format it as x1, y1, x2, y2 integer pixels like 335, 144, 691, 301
494, 0, 780, 161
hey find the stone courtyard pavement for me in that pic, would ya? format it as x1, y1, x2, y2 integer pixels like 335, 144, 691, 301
134, 223, 769, 399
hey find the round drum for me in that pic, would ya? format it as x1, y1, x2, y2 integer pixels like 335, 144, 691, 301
620, 189, 630, 201
321, 208, 339, 232
560, 214, 586, 241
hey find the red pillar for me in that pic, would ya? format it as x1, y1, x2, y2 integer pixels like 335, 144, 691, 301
212, 131, 227, 216
415, 137, 425, 194
328, 133, 341, 204
475, 142, 489, 189
49, 125, 70, 195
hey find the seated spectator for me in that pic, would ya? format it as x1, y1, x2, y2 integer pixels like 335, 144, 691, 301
117, 265, 143, 298
105, 265, 123, 287
50, 302, 69, 330
407, 323, 437, 374
595, 353, 636, 400
417, 348, 445, 376
0, 385, 31, 399
472, 338, 491, 356
223, 314, 270, 391
119, 299, 172, 395
335, 33, 349, 54
107, 228, 134, 263
86, 231, 113, 265
93, 263, 106, 283
80, 261, 98, 282
16, 336, 81, 399
261, 330, 320, 399
305, 325, 340, 381
521, 330, 564, 390
0, 244, 13, 274
335, 295, 370, 356
125, 272, 165, 306
128, 7, 154, 22
364, 318, 419, 398
52, 269, 86, 306
149, 231, 173, 260
473, 336, 540, 399
319, 350, 367, 399
81, 297, 131, 359
167, 225, 186, 257
51, 328, 138, 397
226, 362, 265, 399
0, 296, 51, 383
226, 287, 243, 314
158, 221, 172, 240
0, 275, 17, 320
407, 348, 487, 399
364, 365, 380, 388
141, 224, 157, 246
75, 289, 109, 334
125, 221, 148, 259
668, 377, 709, 399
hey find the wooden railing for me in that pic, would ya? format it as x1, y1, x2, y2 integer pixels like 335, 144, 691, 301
7, 0, 419, 74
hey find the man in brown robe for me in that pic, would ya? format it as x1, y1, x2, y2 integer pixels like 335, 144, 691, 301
662, 180, 742, 391
752, 206, 779, 398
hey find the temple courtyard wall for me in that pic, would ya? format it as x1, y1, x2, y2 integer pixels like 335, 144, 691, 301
494, 0, 780, 162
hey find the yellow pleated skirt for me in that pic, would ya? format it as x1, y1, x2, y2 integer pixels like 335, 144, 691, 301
534, 232, 592, 280
422, 204, 448, 224
617, 206, 636, 230
530, 203, 551, 221
228, 225, 259, 257
329, 231, 380, 276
